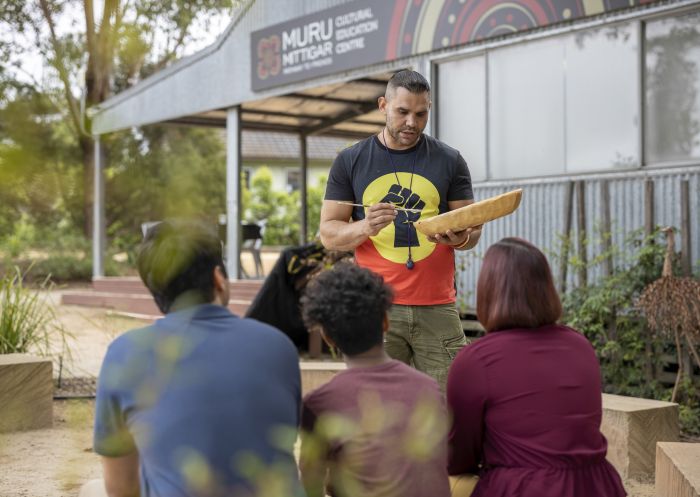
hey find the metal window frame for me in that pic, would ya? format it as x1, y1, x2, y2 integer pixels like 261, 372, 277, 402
429, 1, 700, 182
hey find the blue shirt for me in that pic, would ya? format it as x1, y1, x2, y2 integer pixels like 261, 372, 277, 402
94, 303, 302, 497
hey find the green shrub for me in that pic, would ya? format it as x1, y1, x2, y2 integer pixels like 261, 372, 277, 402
243, 168, 328, 246
2, 215, 37, 258
2, 253, 129, 283
0, 217, 90, 258
678, 378, 700, 437
307, 175, 327, 240
560, 227, 700, 437
562, 229, 667, 396
43, 255, 108, 282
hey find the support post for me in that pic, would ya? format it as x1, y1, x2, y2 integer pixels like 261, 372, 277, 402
421, 59, 434, 136
643, 179, 657, 380
601, 180, 613, 278
601, 180, 616, 341
226, 108, 242, 280
558, 181, 575, 294
92, 135, 105, 279
300, 133, 308, 244
680, 179, 691, 277
645, 178, 655, 238
576, 181, 587, 288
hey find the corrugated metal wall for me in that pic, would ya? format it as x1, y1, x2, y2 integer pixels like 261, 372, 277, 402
455, 166, 700, 312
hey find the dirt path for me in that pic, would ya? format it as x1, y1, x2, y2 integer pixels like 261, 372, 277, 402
0, 400, 101, 497
47, 289, 151, 380
1, 293, 146, 497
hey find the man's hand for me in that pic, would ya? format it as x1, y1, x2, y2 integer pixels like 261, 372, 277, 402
362, 202, 397, 237
427, 225, 482, 249
320, 200, 397, 251
426, 198, 483, 250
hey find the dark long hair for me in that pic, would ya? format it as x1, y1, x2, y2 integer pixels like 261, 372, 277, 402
476, 237, 562, 332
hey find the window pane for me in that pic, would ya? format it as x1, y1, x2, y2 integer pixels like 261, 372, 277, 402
488, 38, 565, 179
242, 169, 251, 190
645, 11, 700, 164
437, 55, 487, 182
565, 23, 640, 172
287, 169, 301, 192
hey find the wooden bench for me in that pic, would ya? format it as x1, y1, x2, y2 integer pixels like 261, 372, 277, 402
0, 354, 53, 432
656, 442, 700, 497
601, 393, 678, 479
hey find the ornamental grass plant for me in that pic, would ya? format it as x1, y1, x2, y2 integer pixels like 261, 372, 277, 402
0, 266, 67, 358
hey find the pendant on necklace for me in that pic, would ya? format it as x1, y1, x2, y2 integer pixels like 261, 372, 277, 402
406, 258, 415, 270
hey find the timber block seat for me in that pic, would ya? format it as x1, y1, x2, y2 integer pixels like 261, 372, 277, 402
601, 393, 679, 479
300, 361, 346, 396
656, 442, 700, 497
0, 354, 53, 432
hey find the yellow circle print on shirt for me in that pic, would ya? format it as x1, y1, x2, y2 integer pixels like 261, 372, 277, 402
363, 172, 440, 264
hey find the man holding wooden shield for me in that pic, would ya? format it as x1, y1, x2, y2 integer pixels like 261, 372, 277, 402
319, 70, 481, 391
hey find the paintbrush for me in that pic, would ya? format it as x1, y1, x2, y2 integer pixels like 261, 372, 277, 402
336, 201, 422, 213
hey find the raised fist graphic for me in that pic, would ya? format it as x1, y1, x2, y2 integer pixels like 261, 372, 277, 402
381, 184, 424, 247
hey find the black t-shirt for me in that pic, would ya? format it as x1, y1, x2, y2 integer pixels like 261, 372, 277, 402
324, 134, 473, 305
325, 134, 473, 216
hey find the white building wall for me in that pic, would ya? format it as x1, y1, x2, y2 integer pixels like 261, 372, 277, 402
245, 164, 330, 193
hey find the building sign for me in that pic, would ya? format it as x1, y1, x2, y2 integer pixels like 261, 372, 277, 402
252, 1, 395, 90
251, 0, 660, 91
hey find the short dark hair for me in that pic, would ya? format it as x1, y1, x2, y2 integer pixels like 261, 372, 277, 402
386, 69, 430, 97
137, 219, 227, 314
476, 237, 561, 332
300, 262, 393, 356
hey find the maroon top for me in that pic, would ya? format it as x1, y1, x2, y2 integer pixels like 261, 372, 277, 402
302, 360, 450, 497
447, 325, 626, 497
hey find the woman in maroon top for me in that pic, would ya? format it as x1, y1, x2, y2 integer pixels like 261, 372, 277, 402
447, 238, 626, 497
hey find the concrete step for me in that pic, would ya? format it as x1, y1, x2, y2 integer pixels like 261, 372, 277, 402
61, 291, 252, 318
92, 277, 263, 300
92, 277, 151, 294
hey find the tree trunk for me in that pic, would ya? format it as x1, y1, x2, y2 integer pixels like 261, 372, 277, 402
671, 330, 683, 403
645, 333, 656, 382
81, 137, 94, 237
83, 54, 111, 238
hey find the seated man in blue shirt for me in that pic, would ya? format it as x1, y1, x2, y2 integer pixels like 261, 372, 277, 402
87, 220, 302, 497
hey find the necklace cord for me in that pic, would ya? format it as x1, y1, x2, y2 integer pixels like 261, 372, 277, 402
381, 129, 420, 269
